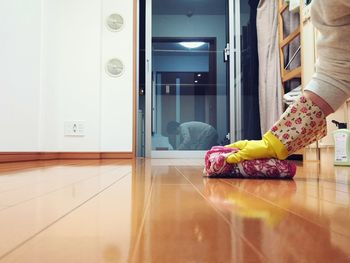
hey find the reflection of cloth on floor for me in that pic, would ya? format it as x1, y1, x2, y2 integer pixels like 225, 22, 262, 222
203, 146, 296, 179
203, 179, 297, 226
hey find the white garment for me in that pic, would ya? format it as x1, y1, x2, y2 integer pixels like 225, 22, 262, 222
283, 86, 302, 105
288, 0, 300, 12
178, 122, 217, 150
257, 0, 283, 135
304, 0, 350, 111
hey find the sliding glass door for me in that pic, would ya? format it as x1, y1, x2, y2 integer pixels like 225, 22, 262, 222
145, 0, 242, 158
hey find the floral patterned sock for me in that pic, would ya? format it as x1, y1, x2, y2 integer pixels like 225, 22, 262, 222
270, 96, 327, 154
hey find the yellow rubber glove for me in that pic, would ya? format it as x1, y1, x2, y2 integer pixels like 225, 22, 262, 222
226, 96, 327, 164
225, 131, 289, 164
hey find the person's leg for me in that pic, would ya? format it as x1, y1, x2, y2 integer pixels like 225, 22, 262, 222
303, 91, 333, 117
226, 93, 328, 163
305, 0, 350, 112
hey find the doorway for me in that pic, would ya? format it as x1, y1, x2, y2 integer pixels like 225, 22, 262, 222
151, 37, 218, 151
138, 0, 261, 158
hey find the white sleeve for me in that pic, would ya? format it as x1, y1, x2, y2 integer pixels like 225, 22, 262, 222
305, 0, 350, 111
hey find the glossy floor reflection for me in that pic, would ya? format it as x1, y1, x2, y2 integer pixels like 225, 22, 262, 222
0, 158, 349, 262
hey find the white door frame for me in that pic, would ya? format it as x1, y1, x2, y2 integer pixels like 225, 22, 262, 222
145, 0, 241, 158
145, 0, 152, 158
230, 0, 242, 142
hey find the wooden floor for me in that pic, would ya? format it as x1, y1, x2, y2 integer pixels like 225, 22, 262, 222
0, 158, 349, 263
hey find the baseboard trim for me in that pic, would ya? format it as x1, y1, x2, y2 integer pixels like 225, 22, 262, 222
0, 153, 41, 163
39, 153, 60, 160
101, 152, 134, 159
58, 153, 101, 160
0, 152, 134, 163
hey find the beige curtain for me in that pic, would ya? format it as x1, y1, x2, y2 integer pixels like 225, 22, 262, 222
257, 0, 283, 135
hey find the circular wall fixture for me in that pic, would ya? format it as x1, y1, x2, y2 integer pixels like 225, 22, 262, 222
105, 58, 124, 77
106, 14, 124, 32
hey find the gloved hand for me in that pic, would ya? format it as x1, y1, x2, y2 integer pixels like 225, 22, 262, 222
225, 131, 288, 164
226, 96, 327, 164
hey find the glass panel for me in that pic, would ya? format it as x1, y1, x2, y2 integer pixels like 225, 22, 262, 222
240, 0, 261, 140
151, 0, 229, 151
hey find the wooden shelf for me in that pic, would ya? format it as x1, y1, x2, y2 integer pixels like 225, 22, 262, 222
278, 0, 302, 89
279, 3, 288, 14
280, 27, 300, 48
278, 0, 304, 159
282, 66, 301, 82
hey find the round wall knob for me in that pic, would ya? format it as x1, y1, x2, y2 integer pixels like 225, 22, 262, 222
106, 58, 124, 77
106, 14, 124, 32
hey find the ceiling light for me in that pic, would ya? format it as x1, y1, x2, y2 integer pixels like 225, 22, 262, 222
197, 74, 201, 77
179, 42, 205, 49
194, 80, 198, 83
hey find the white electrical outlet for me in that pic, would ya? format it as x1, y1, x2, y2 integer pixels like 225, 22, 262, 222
64, 121, 85, 136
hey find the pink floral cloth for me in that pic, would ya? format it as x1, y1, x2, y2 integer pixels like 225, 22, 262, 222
204, 146, 296, 179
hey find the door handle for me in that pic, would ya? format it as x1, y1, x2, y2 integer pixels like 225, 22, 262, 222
223, 43, 230, 62
146, 59, 150, 72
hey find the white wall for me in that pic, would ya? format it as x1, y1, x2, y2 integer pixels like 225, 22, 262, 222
1, 0, 134, 153
100, 0, 134, 152
40, 0, 102, 152
0, 0, 42, 151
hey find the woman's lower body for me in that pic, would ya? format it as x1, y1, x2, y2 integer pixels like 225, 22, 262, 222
226, 0, 350, 163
